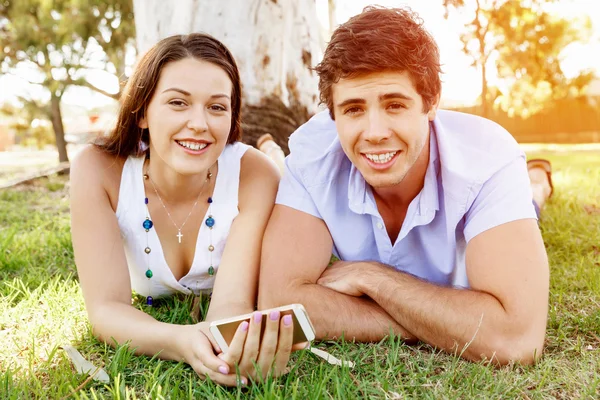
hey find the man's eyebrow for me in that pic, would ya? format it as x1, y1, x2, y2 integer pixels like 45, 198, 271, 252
161, 88, 191, 96
336, 92, 414, 108
379, 92, 414, 102
336, 98, 366, 109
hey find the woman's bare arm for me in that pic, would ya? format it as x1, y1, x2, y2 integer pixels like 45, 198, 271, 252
70, 146, 195, 361
205, 148, 280, 321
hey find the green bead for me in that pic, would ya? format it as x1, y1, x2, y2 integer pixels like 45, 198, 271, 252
208, 266, 215, 276
145, 269, 153, 278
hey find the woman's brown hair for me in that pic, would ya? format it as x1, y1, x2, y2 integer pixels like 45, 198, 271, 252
95, 33, 242, 157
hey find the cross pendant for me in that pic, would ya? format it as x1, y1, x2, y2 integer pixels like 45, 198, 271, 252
177, 230, 183, 243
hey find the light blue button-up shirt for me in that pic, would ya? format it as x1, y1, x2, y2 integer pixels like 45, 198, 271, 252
276, 110, 537, 288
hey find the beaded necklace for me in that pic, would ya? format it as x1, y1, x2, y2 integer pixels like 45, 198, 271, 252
141, 155, 217, 306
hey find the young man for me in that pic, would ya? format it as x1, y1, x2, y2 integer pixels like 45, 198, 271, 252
258, 6, 551, 365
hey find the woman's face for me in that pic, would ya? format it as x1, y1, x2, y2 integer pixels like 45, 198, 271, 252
140, 57, 233, 176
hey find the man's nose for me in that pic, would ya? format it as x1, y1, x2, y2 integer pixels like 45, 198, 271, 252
363, 110, 391, 143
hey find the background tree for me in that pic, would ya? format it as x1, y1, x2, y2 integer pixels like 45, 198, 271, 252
442, 0, 592, 118
132, 0, 323, 153
1, 100, 54, 149
443, 0, 502, 117
0, 0, 135, 162
491, 1, 593, 117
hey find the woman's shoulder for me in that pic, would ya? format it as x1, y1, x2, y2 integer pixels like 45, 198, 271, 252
71, 144, 127, 183
237, 146, 280, 208
239, 146, 280, 184
70, 144, 128, 209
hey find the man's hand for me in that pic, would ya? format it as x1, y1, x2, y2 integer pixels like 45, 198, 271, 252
317, 260, 369, 297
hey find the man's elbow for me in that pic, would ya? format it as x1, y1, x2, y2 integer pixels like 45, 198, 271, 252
488, 331, 546, 366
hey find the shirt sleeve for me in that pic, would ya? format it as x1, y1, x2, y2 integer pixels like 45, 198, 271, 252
275, 156, 323, 219
463, 155, 537, 243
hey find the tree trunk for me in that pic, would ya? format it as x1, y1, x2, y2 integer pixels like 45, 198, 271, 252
50, 93, 69, 163
475, 0, 489, 118
132, 0, 322, 153
481, 60, 488, 118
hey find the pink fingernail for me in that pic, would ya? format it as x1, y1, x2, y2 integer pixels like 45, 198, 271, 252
254, 312, 262, 324
241, 321, 249, 331
283, 315, 292, 326
218, 365, 229, 374
270, 310, 280, 321
241, 377, 248, 385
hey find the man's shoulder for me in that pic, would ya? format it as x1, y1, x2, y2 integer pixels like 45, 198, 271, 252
437, 109, 519, 153
286, 110, 351, 187
436, 110, 524, 185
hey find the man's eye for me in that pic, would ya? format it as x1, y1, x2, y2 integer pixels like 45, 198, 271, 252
344, 107, 362, 115
388, 103, 406, 110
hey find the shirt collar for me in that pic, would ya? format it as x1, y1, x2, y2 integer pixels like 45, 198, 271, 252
347, 122, 440, 217
419, 122, 440, 216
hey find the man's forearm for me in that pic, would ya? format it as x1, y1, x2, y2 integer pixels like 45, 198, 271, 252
360, 264, 540, 364
261, 281, 415, 342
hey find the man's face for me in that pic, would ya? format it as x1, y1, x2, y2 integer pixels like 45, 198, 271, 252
332, 71, 438, 189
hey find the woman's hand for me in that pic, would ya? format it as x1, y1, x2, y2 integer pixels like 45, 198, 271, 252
219, 310, 295, 382
176, 322, 248, 386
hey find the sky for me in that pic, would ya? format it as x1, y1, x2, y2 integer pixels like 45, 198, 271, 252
1, 0, 599, 111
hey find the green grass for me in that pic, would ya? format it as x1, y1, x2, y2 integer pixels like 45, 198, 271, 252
1, 149, 599, 399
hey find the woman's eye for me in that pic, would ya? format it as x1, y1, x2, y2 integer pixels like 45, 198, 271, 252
210, 104, 227, 112
168, 100, 187, 107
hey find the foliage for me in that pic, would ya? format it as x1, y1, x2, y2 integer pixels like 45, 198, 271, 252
0, 0, 135, 99
0, 0, 135, 161
1, 101, 55, 149
443, 0, 594, 118
452, 97, 600, 142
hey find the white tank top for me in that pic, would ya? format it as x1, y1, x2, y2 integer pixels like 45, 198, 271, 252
115, 142, 251, 298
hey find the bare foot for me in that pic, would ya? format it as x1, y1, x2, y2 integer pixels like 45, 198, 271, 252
527, 159, 553, 210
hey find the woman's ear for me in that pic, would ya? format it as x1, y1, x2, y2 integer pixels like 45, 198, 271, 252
138, 117, 148, 129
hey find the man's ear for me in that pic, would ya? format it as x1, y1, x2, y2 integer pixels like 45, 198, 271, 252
427, 94, 441, 121
138, 117, 148, 129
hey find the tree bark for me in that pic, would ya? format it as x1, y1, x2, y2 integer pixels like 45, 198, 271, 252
132, 0, 321, 153
474, 0, 488, 118
480, 57, 488, 118
50, 93, 69, 163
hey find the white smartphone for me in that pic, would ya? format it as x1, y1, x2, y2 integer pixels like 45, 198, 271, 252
209, 304, 316, 352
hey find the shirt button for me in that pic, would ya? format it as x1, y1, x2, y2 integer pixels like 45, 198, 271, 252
376, 222, 384, 229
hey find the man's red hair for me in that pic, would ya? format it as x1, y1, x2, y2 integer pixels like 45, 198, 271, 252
314, 6, 442, 118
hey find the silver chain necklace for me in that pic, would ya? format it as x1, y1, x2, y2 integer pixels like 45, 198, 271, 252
144, 167, 212, 244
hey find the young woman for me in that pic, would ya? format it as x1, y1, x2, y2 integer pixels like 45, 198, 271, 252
70, 33, 295, 386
